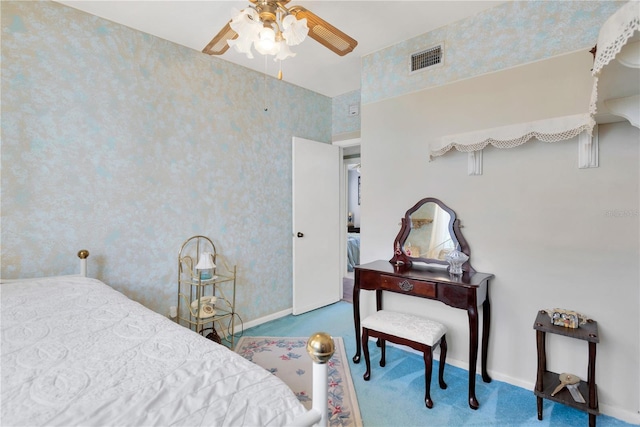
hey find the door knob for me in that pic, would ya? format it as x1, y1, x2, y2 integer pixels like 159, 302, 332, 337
297, 232, 304, 238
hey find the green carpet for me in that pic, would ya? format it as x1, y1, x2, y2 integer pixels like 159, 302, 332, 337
242, 301, 634, 427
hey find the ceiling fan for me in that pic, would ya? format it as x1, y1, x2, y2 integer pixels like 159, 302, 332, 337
202, 0, 358, 60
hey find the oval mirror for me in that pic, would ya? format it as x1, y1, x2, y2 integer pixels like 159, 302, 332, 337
390, 197, 474, 272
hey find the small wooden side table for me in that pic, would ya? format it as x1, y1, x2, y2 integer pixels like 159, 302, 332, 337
533, 310, 599, 427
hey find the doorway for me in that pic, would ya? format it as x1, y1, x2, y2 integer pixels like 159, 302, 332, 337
341, 143, 360, 303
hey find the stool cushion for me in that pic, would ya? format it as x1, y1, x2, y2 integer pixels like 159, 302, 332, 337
362, 310, 447, 346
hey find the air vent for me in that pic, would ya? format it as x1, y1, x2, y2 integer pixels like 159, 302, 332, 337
410, 44, 443, 73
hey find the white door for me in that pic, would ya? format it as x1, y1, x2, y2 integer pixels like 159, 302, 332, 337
292, 137, 341, 315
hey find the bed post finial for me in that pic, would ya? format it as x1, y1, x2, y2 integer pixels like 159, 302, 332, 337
307, 332, 334, 426
306, 332, 335, 364
77, 250, 90, 259
77, 250, 89, 277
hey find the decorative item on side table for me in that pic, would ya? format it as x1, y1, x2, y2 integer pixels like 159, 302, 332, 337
195, 251, 216, 280
177, 235, 238, 349
445, 245, 469, 275
551, 373, 585, 403
547, 308, 588, 329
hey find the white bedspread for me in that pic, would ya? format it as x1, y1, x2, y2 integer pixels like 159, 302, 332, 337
1, 276, 306, 426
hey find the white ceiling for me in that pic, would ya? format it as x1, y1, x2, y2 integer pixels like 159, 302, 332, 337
55, 1, 506, 98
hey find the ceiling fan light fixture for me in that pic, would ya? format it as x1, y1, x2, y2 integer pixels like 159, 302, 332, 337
274, 40, 296, 60
203, 1, 357, 62
229, 8, 261, 37
227, 36, 255, 58
228, 8, 262, 58
255, 26, 278, 54
281, 14, 308, 46
226, 5, 309, 61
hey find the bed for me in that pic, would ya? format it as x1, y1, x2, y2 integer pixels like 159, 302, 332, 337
1, 252, 331, 426
347, 233, 360, 272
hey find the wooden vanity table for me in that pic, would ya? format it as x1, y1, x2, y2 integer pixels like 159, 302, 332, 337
352, 197, 494, 409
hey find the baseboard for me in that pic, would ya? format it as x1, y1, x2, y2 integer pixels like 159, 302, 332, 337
381, 340, 555, 396
598, 403, 640, 425
202, 308, 293, 339
292, 298, 339, 316
238, 308, 293, 333
378, 340, 640, 424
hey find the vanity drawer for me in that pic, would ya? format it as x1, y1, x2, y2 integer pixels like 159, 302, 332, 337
358, 270, 383, 290
380, 275, 436, 298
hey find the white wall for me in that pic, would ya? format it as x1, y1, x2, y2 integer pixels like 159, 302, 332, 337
360, 54, 640, 421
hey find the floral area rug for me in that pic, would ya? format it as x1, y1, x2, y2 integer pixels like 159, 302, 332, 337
235, 336, 362, 427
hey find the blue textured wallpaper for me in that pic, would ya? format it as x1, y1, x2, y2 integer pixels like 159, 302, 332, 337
1, 0, 331, 321
362, 1, 624, 104
332, 89, 361, 137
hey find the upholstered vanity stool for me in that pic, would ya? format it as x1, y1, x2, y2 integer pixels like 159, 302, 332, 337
362, 310, 448, 408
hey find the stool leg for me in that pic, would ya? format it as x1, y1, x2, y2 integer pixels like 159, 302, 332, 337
380, 339, 386, 367
363, 328, 371, 381
424, 345, 434, 408
439, 335, 448, 389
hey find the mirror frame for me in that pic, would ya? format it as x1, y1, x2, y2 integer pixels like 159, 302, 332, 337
389, 197, 475, 272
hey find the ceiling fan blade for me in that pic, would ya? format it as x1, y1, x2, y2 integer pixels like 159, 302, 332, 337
288, 6, 357, 56
202, 21, 238, 55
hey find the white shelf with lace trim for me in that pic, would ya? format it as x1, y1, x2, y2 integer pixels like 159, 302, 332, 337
431, 113, 596, 175
427, 50, 597, 175
590, 1, 640, 129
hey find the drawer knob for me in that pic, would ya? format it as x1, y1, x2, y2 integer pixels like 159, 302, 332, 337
398, 280, 414, 292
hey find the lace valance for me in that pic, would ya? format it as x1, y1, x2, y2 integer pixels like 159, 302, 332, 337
592, 1, 639, 76
590, 1, 640, 119
430, 114, 595, 159
428, 49, 594, 160
429, 5, 637, 164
